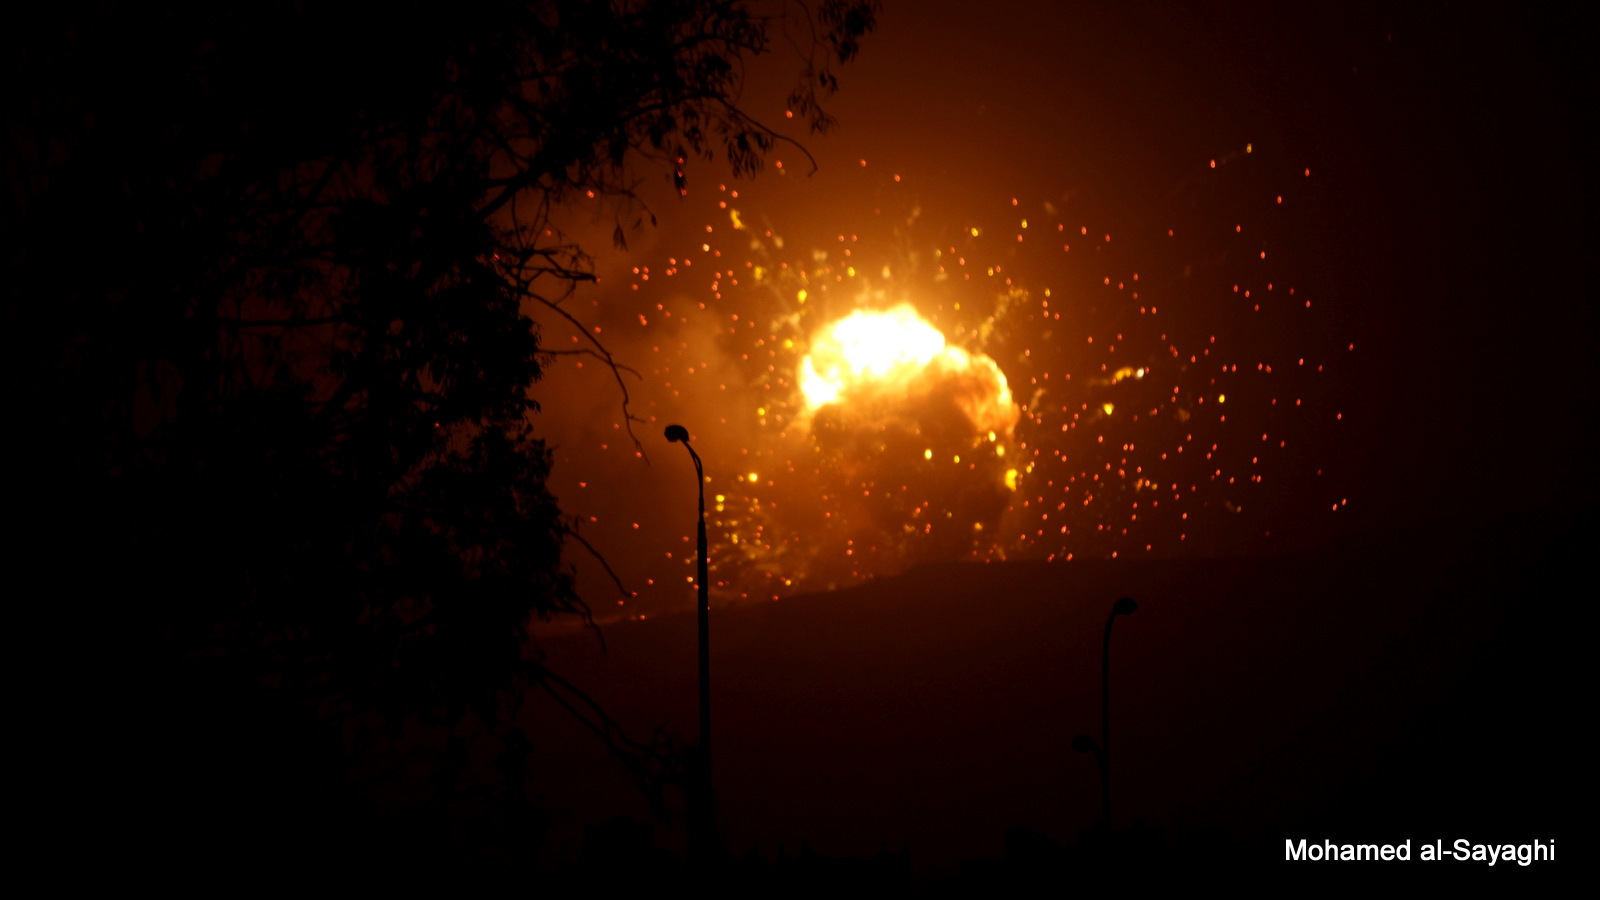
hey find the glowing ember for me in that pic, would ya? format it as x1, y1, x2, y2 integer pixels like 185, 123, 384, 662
536, 136, 1351, 613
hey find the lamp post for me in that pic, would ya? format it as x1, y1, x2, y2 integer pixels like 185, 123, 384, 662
1074, 596, 1138, 830
665, 424, 715, 867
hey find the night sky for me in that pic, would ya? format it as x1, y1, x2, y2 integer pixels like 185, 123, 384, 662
11, 0, 1590, 888
534, 0, 1595, 616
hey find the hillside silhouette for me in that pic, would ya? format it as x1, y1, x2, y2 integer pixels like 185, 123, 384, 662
526, 510, 1582, 884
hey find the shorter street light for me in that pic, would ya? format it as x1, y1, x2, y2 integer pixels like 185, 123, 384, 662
1074, 596, 1138, 830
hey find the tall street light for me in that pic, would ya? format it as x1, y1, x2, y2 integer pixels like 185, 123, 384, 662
1074, 596, 1138, 830
665, 424, 716, 866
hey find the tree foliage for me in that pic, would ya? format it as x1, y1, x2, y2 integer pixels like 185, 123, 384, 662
4, 0, 875, 868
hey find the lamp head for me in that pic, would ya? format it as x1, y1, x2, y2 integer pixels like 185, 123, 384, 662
1113, 597, 1138, 616
664, 424, 690, 443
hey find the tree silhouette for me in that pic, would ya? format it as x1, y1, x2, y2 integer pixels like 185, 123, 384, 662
4, 0, 877, 875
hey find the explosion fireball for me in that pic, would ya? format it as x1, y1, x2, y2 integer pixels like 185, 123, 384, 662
539, 139, 1351, 614
800, 304, 1018, 438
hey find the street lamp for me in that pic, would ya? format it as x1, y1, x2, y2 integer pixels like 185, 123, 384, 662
665, 424, 716, 866
1074, 596, 1138, 830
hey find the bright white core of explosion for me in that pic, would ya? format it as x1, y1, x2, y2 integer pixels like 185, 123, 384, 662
799, 304, 1018, 435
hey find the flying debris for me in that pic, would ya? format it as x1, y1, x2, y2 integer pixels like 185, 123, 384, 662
543, 144, 1348, 611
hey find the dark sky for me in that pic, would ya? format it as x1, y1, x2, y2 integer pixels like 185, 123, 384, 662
534, 0, 1595, 616
517, 0, 1591, 879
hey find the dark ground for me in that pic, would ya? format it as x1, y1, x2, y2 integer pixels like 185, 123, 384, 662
518, 506, 1585, 888
19, 497, 1584, 890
